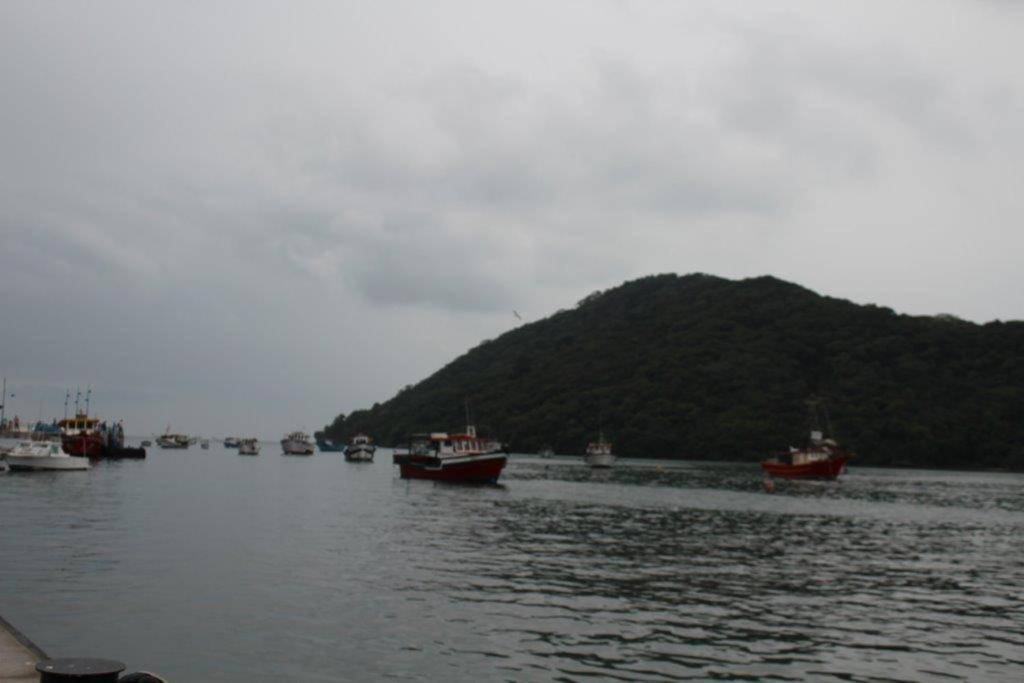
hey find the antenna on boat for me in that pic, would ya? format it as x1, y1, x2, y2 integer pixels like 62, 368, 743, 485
64, 390, 70, 420
75, 386, 81, 415
85, 385, 92, 416
465, 399, 476, 438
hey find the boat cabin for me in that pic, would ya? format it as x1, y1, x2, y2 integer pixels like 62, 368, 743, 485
351, 434, 373, 446
405, 429, 501, 458
58, 416, 99, 435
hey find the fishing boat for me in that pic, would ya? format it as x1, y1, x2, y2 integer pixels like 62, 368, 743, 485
761, 400, 852, 480
343, 434, 376, 462
238, 438, 260, 455
281, 431, 315, 455
5, 441, 90, 471
58, 414, 106, 457
761, 431, 851, 479
584, 432, 615, 468
394, 424, 506, 483
223, 437, 241, 448
315, 436, 344, 452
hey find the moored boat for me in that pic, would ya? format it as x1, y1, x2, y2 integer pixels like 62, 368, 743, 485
584, 433, 615, 468
223, 437, 241, 448
343, 434, 376, 462
281, 431, 315, 455
394, 425, 506, 483
200, 439, 210, 450
238, 438, 260, 455
315, 436, 344, 452
5, 441, 90, 471
156, 431, 190, 449
761, 430, 851, 479
58, 414, 106, 457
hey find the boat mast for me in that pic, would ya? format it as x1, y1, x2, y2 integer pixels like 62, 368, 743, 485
0, 376, 5, 427
75, 386, 81, 416
465, 399, 476, 438
64, 390, 70, 420
85, 385, 91, 417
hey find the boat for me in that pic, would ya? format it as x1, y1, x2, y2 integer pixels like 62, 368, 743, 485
156, 431, 190, 449
761, 430, 852, 479
200, 439, 210, 450
58, 414, 106, 457
4, 441, 90, 471
761, 400, 853, 480
343, 434, 376, 462
141, 440, 152, 447
584, 432, 615, 468
538, 447, 555, 458
223, 437, 241, 448
393, 424, 507, 483
281, 431, 315, 455
238, 438, 260, 455
315, 436, 344, 452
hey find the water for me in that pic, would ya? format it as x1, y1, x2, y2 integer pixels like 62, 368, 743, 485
1, 442, 1023, 681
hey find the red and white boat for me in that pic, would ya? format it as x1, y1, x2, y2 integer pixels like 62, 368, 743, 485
761, 430, 852, 479
58, 414, 106, 457
394, 425, 507, 483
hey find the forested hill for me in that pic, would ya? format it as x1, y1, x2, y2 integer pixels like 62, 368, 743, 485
322, 274, 1024, 469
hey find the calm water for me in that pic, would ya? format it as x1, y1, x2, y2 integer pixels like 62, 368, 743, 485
1, 442, 1023, 681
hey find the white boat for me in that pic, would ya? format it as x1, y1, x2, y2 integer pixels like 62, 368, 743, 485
156, 432, 190, 449
584, 433, 616, 468
343, 434, 376, 462
4, 441, 90, 471
238, 438, 260, 455
281, 431, 315, 455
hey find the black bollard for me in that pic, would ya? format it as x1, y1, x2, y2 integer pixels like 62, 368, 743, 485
35, 658, 125, 683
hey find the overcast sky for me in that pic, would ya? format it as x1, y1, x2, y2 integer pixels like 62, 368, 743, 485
2, 1, 1022, 438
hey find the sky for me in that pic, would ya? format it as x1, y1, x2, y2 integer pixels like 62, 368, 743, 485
2, 1, 1023, 438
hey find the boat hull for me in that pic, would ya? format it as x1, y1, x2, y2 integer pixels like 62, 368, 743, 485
761, 455, 849, 479
61, 433, 105, 457
281, 441, 315, 455
399, 453, 506, 483
584, 452, 616, 468
7, 455, 90, 471
344, 445, 376, 462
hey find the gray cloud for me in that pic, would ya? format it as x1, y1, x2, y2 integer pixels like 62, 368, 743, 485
2, 1, 1023, 435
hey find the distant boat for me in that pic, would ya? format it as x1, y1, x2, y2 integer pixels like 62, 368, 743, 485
393, 424, 506, 483
761, 431, 851, 479
141, 440, 152, 447
281, 431, 315, 455
315, 436, 344, 452
584, 433, 615, 468
156, 431, 190, 449
200, 439, 210, 450
538, 447, 555, 458
5, 441, 90, 471
238, 438, 260, 455
343, 434, 376, 462
224, 437, 241, 448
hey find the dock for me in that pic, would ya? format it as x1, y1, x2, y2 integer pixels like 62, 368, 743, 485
0, 613, 46, 682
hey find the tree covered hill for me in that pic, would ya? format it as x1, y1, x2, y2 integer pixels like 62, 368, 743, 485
322, 274, 1024, 469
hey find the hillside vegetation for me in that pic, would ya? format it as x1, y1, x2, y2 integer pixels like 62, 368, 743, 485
322, 274, 1024, 469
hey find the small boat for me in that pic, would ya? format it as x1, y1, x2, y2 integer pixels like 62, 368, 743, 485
343, 434, 376, 462
584, 433, 615, 468
200, 439, 210, 450
538, 447, 555, 458
156, 431, 190, 449
5, 441, 90, 471
761, 430, 851, 479
281, 431, 315, 455
315, 436, 344, 452
223, 437, 241, 448
393, 425, 507, 483
140, 440, 152, 448
238, 438, 260, 455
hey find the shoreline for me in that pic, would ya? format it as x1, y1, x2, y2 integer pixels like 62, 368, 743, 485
0, 612, 46, 682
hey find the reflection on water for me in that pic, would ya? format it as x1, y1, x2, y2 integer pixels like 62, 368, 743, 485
1, 444, 1022, 681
